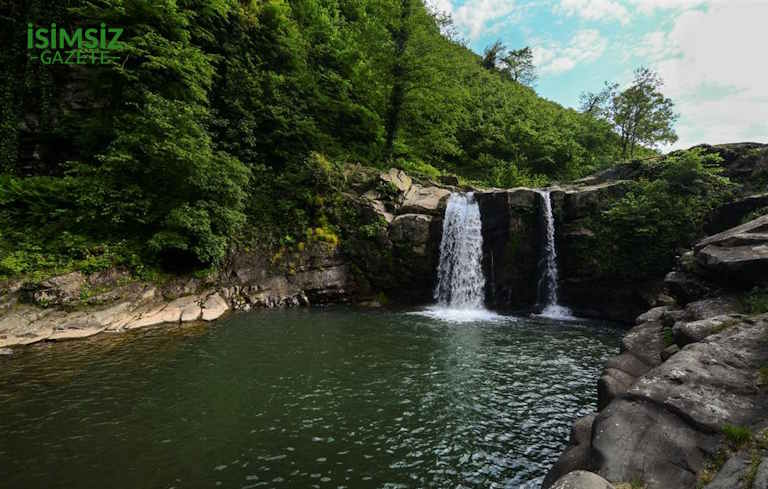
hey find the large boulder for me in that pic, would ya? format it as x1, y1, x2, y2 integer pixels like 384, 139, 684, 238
557, 181, 631, 221
380, 168, 412, 193
543, 414, 598, 488
399, 184, 451, 215
389, 213, 433, 253
590, 397, 717, 489
386, 211, 443, 303
705, 192, 768, 234
665, 270, 717, 304
672, 313, 744, 346
694, 214, 768, 285
702, 453, 751, 489
549, 471, 615, 489
23, 271, 86, 306
588, 315, 768, 488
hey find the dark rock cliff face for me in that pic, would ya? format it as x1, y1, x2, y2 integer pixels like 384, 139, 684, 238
474, 180, 663, 322
476, 189, 541, 309
552, 181, 668, 322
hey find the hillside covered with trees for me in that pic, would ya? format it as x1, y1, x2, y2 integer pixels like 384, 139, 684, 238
2, 0, 665, 277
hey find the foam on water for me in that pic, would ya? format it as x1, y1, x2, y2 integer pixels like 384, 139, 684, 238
428, 192, 497, 322
410, 306, 509, 323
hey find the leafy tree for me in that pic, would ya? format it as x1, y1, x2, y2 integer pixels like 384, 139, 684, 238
0, 0, 629, 278
481, 40, 505, 70
501, 47, 536, 86
582, 67, 678, 158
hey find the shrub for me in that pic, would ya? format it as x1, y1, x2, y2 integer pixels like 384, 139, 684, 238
743, 287, 768, 314
722, 424, 752, 448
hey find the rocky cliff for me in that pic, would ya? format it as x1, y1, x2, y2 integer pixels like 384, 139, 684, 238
544, 213, 768, 489
0, 168, 452, 349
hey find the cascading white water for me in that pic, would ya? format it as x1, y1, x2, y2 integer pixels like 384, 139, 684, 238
535, 190, 574, 319
434, 192, 486, 307
418, 192, 500, 322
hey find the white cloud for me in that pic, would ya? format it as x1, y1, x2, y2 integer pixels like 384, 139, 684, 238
555, 0, 630, 24
627, 0, 711, 14
427, 0, 454, 17
534, 29, 608, 75
636, 3, 768, 148
631, 31, 678, 62
451, 0, 520, 38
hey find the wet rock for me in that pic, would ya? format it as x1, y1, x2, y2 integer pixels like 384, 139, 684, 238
543, 415, 597, 488
201, 293, 229, 321
0, 347, 12, 355
550, 470, 615, 489
475, 188, 540, 308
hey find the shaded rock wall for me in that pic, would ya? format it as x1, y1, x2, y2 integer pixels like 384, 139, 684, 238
476, 189, 541, 309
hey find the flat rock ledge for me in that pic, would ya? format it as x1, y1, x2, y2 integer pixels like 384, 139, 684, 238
0, 288, 230, 348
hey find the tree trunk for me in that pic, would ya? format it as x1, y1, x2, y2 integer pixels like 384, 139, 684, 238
383, 0, 411, 159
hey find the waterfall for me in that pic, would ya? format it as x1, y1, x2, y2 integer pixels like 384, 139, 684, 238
434, 192, 486, 308
414, 192, 501, 322
535, 190, 574, 319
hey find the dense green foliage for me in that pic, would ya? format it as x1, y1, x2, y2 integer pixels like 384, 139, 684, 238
1, 0, 631, 278
590, 149, 733, 278
582, 67, 678, 158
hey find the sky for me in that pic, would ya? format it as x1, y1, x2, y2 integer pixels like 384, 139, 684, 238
428, 0, 767, 151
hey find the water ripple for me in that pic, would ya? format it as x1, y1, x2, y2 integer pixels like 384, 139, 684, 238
0, 307, 620, 489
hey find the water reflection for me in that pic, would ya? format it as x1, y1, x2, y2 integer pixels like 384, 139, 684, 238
0, 307, 620, 489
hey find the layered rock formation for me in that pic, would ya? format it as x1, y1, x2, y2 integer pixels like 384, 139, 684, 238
0, 168, 451, 348
544, 214, 768, 489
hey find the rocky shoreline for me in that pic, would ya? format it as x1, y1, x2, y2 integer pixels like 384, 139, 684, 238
544, 215, 768, 489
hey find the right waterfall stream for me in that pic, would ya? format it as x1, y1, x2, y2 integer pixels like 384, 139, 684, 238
535, 189, 575, 319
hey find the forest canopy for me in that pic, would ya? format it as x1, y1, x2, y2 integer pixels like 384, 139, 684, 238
1, 0, 658, 276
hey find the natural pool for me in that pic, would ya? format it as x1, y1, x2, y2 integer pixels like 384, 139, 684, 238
0, 307, 620, 489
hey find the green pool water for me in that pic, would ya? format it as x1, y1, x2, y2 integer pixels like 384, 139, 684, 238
0, 307, 620, 489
